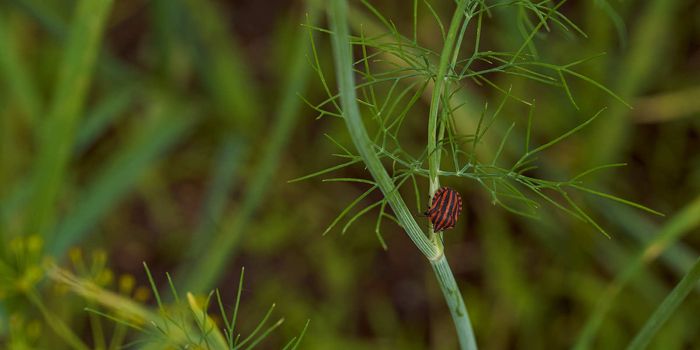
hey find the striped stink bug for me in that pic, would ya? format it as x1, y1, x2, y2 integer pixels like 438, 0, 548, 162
425, 187, 462, 232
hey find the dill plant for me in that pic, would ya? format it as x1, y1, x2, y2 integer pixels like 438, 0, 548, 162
1, 236, 306, 349
46, 262, 309, 350
0, 233, 307, 349
298, 0, 662, 348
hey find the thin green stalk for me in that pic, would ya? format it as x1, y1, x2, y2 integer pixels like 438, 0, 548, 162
431, 255, 478, 350
328, 1, 476, 348
427, 0, 472, 197
27, 288, 90, 350
87, 300, 107, 350
626, 257, 700, 350
424, 0, 473, 247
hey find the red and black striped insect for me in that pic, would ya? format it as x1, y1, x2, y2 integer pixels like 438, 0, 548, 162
425, 187, 462, 232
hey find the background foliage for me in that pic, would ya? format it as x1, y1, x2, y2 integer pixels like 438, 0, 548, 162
1, 0, 699, 349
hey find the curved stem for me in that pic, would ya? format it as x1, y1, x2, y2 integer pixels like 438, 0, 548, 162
328, 0, 438, 259
328, 1, 477, 348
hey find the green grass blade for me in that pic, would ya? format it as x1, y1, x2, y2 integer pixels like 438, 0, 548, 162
626, 257, 700, 350
0, 13, 41, 124
75, 86, 135, 153
28, 0, 114, 237
185, 0, 261, 130
49, 104, 195, 256
573, 195, 700, 350
150, 0, 187, 80
594, 200, 700, 293
10, 0, 134, 81
594, 0, 627, 47
6, 0, 65, 37
178, 4, 320, 293
585, 0, 683, 167
187, 138, 246, 258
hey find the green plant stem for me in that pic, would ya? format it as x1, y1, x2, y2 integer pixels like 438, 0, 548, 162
626, 257, 700, 350
328, 0, 437, 259
431, 254, 478, 350
425, 0, 473, 246
328, 1, 476, 348
427, 0, 471, 196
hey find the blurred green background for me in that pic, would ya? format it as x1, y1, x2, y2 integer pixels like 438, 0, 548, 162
1, 0, 700, 349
